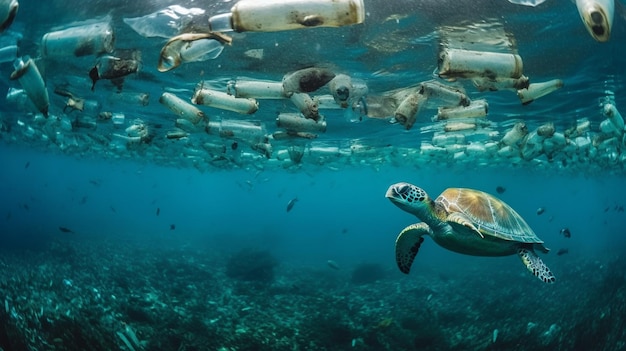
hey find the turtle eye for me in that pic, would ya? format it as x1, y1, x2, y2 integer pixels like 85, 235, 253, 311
396, 184, 410, 195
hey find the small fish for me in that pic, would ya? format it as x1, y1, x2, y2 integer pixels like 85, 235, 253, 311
170, 224, 176, 230
79, 196, 88, 205
89, 179, 101, 187
58, 226, 74, 234
495, 186, 506, 194
110, 206, 116, 213
22, 203, 29, 211
156, 208, 160, 216
560, 228, 571, 238
327, 260, 340, 270
286, 197, 298, 212
618, 206, 624, 213
557, 248, 569, 256
231, 141, 238, 150
24, 161, 30, 169
604, 206, 610, 212
341, 228, 349, 234
536, 207, 545, 215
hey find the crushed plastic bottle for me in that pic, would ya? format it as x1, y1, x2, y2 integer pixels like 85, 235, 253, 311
124, 5, 205, 38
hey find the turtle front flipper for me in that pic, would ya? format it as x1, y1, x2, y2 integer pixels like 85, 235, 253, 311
518, 248, 556, 284
395, 223, 431, 274
447, 212, 485, 238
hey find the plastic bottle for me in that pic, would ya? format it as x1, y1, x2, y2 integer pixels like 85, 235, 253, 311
209, 0, 365, 33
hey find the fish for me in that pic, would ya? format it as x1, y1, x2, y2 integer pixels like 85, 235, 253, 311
327, 260, 340, 270
536, 207, 545, 215
557, 248, 569, 256
24, 161, 30, 169
156, 208, 160, 216
170, 224, 176, 230
560, 228, 571, 238
58, 226, 74, 233
231, 141, 238, 150
286, 197, 298, 212
110, 206, 116, 213
79, 196, 88, 205
495, 186, 506, 194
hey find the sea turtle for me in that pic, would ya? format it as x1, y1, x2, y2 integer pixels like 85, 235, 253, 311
385, 182, 555, 283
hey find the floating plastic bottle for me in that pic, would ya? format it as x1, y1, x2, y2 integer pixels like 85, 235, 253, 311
420, 80, 470, 107
41, 20, 114, 57
5, 87, 36, 112
276, 113, 326, 133
124, 5, 206, 38
10, 56, 49, 117
209, 0, 365, 33
193, 86, 258, 114
157, 32, 230, 72
227, 79, 285, 99
282, 67, 335, 96
210, 118, 267, 144
472, 75, 529, 92
290, 92, 320, 121
394, 92, 425, 130
438, 48, 524, 80
0, 0, 18, 33
436, 99, 488, 121
0, 44, 17, 63
160, 92, 206, 125
603, 103, 624, 132
328, 74, 352, 107
501, 122, 528, 147
575, 0, 614, 42
517, 79, 564, 105
520, 122, 555, 160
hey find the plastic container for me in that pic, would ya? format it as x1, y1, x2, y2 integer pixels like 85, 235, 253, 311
10, 56, 49, 117
438, 48, 523, 79
575, 0, 614, 42
277, 113, 327, 133
212, 0, 365, 32
290, 92, 320, 121
227, 79, 285, 99
517, 79, 563, 105
394, 92, 424, 130
0, 0, 18, 33
193, 87, 258, 114
42, 21, 114, 57
160, 92, 206, 124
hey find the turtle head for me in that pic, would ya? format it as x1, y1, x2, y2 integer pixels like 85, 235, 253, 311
386, 182, 432, 218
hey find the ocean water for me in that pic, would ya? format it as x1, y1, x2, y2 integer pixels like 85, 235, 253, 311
1, 0, 626, 350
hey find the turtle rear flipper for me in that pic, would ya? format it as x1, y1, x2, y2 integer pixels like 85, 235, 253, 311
518, 248, 556, 284
395, 223, 430, 274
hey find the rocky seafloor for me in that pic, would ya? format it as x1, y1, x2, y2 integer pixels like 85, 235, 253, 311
0, 237, 624, 351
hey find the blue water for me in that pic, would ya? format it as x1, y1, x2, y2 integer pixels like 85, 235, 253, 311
2, 0, 626, 350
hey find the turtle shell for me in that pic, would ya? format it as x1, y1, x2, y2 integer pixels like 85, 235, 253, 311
435, 188, 543, 243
